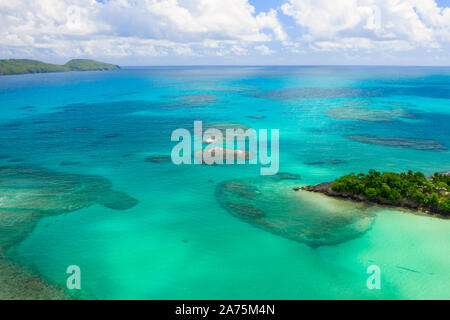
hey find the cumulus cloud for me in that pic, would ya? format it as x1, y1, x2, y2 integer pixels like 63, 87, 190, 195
0, 0, 449, 62
255, 45, 274, 55
0, 0, 286, 59
281, 0, 450, 51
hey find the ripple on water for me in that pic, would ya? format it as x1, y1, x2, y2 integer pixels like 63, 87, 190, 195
215, 175, 375, 247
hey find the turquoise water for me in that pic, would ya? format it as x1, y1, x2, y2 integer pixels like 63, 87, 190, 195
0, 66, 449, 299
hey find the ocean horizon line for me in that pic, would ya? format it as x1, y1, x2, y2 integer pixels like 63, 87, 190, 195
119, 64, 450, 68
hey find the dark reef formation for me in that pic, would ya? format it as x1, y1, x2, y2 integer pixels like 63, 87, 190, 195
145, 155, 172, 163
248, 115, 266, 119
324, 106, 418, 122
19, 106, 36, 111
216, 174, 375, 248
305, 159, 347, 166
0, 165, 138, 299
346, 134, 447, 152
59, 161, 81, 166
178, 94, 217, 104
36, 129, 65, 135
105, 133, 119, 139
259, 86, 450, 100
270, 172, 301, 181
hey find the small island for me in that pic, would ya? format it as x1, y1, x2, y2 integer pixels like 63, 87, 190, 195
298, 170, 450, 216
0, 59, 119, 76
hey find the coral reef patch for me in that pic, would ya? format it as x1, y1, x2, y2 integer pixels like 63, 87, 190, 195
215, 175, 374, 247
346, 134, 447, 151
324, 106, 417, 122
0, 165, 138, 299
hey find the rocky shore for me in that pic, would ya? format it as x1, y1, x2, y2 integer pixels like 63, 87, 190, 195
297, 181, 449, 217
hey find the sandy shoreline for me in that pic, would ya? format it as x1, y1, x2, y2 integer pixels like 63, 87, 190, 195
299, 182, 450, 219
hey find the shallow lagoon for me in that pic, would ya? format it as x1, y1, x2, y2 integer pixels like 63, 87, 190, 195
0, 66, 449, 299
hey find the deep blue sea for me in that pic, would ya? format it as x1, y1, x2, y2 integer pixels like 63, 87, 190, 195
0, 66, 449, 299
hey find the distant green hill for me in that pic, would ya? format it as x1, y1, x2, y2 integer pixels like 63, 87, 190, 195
0, 59, 120, 75
63, 59, 119, 72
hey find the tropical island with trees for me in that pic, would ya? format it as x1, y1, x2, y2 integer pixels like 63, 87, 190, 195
299, 170, 450, 216
0, 59, 119, 76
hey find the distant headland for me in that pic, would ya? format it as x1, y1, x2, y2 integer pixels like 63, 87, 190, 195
0, 59, 120, 76
297, 170, 450, 217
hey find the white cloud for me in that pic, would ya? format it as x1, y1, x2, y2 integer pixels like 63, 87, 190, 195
0, 0, 286, 59
281, 0, 450, 51
1, 0, 449, 63
171, 45, 197, 56
255, 45, 274, 55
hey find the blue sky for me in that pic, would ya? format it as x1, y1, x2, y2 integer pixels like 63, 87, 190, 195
1, 0, 450, 65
